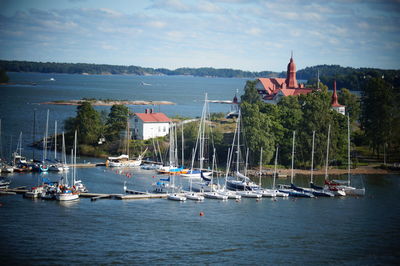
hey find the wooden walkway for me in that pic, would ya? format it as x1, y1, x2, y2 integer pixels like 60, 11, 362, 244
1, 188, 168, 201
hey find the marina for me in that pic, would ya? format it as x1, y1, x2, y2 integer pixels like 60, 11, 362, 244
1, 73, 399, 265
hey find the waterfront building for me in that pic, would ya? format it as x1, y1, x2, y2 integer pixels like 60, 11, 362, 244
255, 54, 314, 104
331, 80, 346, 115
132, 109, 171, 140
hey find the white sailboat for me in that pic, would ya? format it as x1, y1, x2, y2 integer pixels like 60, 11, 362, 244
331, 115, 365, 196
108, 119, 145, 167
56, 131, 79, 201
277, 131, 314, 198
181, 93, 212, 179
167, 174, 186, 201
225, 110, 262, 192
322, 125, 346, 196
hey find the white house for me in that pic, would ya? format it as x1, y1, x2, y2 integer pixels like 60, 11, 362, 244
132, 109, 171, 140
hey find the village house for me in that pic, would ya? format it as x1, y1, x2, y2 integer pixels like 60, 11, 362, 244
132, 109, 171, 140
255, 54, 314, 104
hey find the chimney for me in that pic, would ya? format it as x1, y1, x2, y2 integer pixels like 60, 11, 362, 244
150, 108, 153, 114
144, 109, 148, 114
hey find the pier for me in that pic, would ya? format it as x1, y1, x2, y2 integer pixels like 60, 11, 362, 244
0, 187, 169, 201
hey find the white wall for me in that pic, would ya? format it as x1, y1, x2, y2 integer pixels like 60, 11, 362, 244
143, 122, 169, 140
132, 116, 169, 140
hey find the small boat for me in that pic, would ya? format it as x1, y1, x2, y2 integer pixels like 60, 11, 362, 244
141, 81, 151, 86
74, 180, 88, 193
180, 170, 212, 179
56, 185, 79, 201
218, 190, 241, 200
236, 190, 262, 198
152, 176, 178, 193
203, 191, 228, 200
184, 191, 205, 201
25, 186, 45, 198
167, 193, 186, 201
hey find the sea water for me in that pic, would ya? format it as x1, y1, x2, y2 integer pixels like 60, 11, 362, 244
1, 73, 399, 264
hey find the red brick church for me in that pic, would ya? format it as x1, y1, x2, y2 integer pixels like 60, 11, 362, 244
256, 53, 314, 104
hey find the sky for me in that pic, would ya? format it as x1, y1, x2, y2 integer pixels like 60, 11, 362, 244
0, 0, 399, 72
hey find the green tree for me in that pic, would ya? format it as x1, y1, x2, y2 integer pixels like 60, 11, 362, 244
66, 101, 102, 145
106, 104, 129, 141
241, 80, 261, 104
361, 77, 397, 156
339, 88, 360, 122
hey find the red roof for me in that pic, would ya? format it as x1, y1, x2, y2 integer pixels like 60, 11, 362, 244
135, 112, 171, 123
258, 78, 286, 94
331, 80, 344, 107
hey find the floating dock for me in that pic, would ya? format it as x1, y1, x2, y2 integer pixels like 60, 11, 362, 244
1, 188, 169, 201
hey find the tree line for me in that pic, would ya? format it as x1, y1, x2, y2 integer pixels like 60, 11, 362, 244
0, 60, 278, 78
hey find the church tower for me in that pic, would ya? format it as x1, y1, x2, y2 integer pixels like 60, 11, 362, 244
286, 52, 298, 88
331, 80, 346, 115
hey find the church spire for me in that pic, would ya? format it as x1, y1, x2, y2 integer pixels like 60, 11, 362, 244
286, 51, 298, 88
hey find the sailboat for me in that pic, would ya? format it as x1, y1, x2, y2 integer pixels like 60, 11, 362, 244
12, 132, 29, 172
49, 121, 64, 172
320, 125, 346, 196
157, 123, 184, 174
167, 174, 186, 201
56, 130, 79, 201
181, 93, 212, 179
108, 119, 146, 167
225, 110, 262, 192
329, 116, 365, 196
277, 131, 314, 198
300, 131, 334, 197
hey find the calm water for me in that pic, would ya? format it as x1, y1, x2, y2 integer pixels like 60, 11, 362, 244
1, 73, 400, 264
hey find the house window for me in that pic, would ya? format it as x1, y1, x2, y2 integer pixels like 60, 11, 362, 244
163, 126, 166, 132
135, 118, 138, 123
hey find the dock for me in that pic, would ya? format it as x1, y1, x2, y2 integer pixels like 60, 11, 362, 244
1, 188, 169, 201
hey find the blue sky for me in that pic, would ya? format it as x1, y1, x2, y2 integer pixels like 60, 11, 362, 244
0, 0, 399, 72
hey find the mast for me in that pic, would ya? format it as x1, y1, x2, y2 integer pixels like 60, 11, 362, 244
181, 123, 184, 168
325, 124, 331, 180
236, 110, 241, 174
54, 120, 57, 160
245, 147, 249, 176
32, 110, 36, 160
44, 109, 49, 161
126, 119, 130, 158
259, 147, 263, 186
291, 131, 295, 184
310, 130, 315, 184
225, 147, 231, 190
273, 146, 278, 190
62, 132, 66, 166
73, 130, 77, 184
347, 115, 351, 186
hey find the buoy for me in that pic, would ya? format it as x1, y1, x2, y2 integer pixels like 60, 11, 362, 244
256, 198, 260, 202
199, 212, 204, 216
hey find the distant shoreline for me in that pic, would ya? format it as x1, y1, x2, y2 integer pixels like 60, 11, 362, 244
40, 100, 176, 106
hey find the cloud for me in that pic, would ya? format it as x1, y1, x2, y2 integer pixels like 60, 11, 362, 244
0, 0, 399, 70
